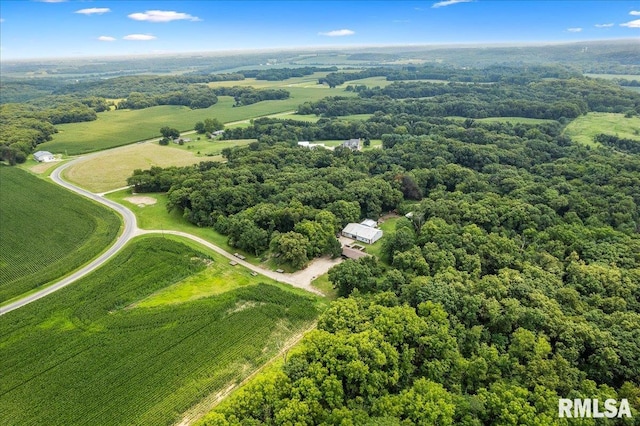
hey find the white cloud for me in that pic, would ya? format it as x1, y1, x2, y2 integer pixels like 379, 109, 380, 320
128, 10, 201, 22
98, 36, 116, 42
594, 23, 614, 28
620, 19, 640, 28
432, 0, 474, 8
567, 27, 583, 32
630, 11, 640, 16
0, 18, 4, 23
36, 0, 67, 2
123, 34, 157, 41
75, 8, 111, 15
318, 29, 355, 37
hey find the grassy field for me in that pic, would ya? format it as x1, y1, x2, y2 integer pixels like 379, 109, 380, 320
0, 236, 324, 426
585, 73, 640, 81
563, 112, 640, 146
447, 116, 557, 125
40, 76, 357, 155
62, 139, 255, 193
0, 167, 120, 304
365, 215, 403, 260
106, 190, 260, 265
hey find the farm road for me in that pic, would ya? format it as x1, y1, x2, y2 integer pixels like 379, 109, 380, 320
1, 146, 330, 315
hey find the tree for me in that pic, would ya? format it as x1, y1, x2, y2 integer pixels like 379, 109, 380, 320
194, 121, 206, 134
328, 258, 378, 297
204, 118, 224, 134
270, 231, 309, 269
159, 126, 180, 139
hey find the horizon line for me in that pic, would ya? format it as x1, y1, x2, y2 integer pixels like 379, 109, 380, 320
1, 37, 638, 63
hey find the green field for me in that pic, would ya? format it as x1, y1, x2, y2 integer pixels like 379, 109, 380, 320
585, 73, 640, 81
106, 190, 261, 265
40, 78, 357, 155
0, 237, 323, 426
0, 167, 120, 303
447, 116, 557, 125
63, 139, 255, 193
563, 112, 640, 146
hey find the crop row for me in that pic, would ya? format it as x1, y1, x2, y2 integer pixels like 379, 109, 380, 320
0, 238, 320, 426
0, 167, 119, 303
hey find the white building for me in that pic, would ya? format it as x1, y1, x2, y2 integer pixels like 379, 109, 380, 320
33, 151, 55, 162
360, 219, 378, 228
341, 223, 383, 244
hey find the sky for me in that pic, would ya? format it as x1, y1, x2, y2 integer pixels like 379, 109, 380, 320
0, 0, 638, 60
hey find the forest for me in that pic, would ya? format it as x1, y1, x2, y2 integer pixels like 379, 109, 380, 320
125, 66, 640, 423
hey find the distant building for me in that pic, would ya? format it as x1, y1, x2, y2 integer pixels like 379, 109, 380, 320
298, 141, 326, 149
360, 219, 378, 228
342, 138, 361, 150
341, 223, 383, 244
211, 130, 225, 137
33, 151, 55, 162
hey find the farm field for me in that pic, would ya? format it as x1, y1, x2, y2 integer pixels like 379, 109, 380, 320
40, 78, 357, 155
563, 112, 640, 146
0, 167, 120, 304
0, 237, 323, 426
63, 139, 255, 193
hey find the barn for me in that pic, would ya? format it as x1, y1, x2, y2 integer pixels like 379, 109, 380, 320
33, 151, 55, 162
341, 223, 383, 244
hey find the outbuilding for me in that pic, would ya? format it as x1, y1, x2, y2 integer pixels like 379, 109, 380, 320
33, 151, 55, 162
341, 223, 383, 244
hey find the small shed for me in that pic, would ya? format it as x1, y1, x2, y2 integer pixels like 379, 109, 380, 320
341, 223, 383, 244
360, 219, 378, 228
33, 151, 55, 162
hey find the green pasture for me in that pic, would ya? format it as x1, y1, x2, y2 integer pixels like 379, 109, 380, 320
106, 190, 262, 267
447, 116, 557, 125
585, 73, 640, 81
364, 216, 403, 261
0, 237, 322, 426
563, 112, 640, 146
40, 83, 357, 155
175, 138, 255, 156
0, 167, 120, 304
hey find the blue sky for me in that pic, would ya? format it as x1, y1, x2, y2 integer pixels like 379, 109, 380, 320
0, 1, 638, 60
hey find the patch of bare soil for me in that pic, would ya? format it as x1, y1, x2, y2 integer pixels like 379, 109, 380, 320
124, 196, 157, 207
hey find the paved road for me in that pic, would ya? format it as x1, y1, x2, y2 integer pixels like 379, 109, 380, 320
1, 147, 332, 315
0, 159, 139, 316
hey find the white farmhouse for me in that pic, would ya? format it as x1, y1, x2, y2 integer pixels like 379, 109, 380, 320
33, 151, 55, 162
341, 223, 383, 244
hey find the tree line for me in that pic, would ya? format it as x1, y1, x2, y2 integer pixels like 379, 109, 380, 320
197, 124, 639, 425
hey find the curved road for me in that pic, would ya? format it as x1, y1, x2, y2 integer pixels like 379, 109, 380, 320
0, 159, 139, 315
1, 153, 327, 315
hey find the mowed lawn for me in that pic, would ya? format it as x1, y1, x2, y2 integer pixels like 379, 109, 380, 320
40, 77, 356, 155
63, 139, 255, 193
0, 237, 323, 426
563, 112, 640, 146
0, 167, 120, 304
